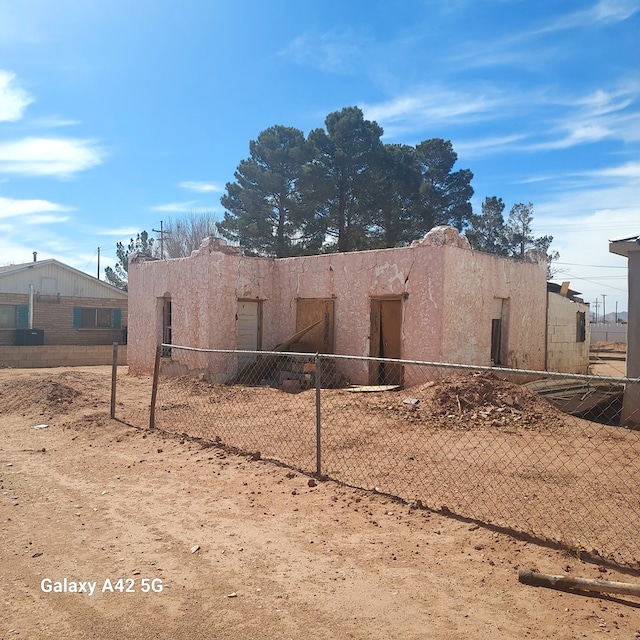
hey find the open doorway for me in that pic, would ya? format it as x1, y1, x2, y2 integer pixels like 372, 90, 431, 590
369, 297, 404, 385
491, 297, 509, 366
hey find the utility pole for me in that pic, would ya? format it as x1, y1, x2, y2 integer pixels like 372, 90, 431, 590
615, 300, 618, 324
97, 247, 100, 279
593, 299, 600, 323
602, 294, 607, 323
152, 220, 171, 260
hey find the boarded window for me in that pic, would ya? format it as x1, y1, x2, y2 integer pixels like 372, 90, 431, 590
295, 299, 335, 354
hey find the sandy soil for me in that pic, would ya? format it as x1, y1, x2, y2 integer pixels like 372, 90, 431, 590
1, 366, 640, 639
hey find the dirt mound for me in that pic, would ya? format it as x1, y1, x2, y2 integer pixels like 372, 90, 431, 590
0, 370, 106, 416
364, 371, 565, 431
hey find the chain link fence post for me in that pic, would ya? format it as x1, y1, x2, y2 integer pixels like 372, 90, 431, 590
149, 344, 162, 429
315, 353, 322, 477
110, 342, 118, 419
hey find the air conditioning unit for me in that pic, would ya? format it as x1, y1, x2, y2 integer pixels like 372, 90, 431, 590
15, 329, 45, 346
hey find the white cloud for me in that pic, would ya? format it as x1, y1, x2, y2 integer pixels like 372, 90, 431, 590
151, 201, 199, 213
0, 137, 105, 178
0, 70, 33, 122
0, 195, 72, 219
179, 181, 223, 193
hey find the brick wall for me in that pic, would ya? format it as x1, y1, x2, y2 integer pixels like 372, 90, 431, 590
0, 344, 127, 368
0, 293, 128, 346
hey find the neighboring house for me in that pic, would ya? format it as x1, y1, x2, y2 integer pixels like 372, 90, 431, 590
546, 282, 590, 375
128, 226, 561, 383
609, 234, 640, 426
0, 258, 128, 346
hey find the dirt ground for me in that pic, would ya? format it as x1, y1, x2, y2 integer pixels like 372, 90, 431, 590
2, 366, 640, 639
589, 342, 627, 377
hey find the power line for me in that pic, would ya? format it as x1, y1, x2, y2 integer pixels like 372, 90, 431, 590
553, 262, 626, 268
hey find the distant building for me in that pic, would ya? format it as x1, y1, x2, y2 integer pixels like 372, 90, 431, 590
0, 258, 127, 347
546, 282, 590, 375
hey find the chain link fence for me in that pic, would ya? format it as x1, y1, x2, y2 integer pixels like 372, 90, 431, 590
115, 344, 640, 567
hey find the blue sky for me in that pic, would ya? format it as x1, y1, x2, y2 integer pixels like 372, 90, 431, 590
0, 0, 637, 314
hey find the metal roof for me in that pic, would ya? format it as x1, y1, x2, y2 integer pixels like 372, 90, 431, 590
0, 259, 127, 298
609, 234, 640, 258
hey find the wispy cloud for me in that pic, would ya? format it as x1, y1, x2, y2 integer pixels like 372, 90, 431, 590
96, 226, 142, 237
0, 70, 33, 122
453, 1, 639, 71
280, 29, 368, 74
362, 87, 509, 137
455, 134, 527, 158
24, 214, 71, 224
534, 0, 639, 35
32, 116, 82, 129
0, 137, 105, 178
179, 181, 223, 193
524, 85, 640, 150
0, 195, 72, 219
151, 200, 200, 213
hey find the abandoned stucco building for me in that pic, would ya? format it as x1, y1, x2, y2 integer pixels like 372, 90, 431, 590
127, 226, 589, 383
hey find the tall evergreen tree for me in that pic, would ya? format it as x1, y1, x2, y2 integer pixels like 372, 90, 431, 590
414, 138, 474, 233
217, 126, 314, 257
372, 143, 422, 248
466, 196, 508, 254
305, 106, 385, 252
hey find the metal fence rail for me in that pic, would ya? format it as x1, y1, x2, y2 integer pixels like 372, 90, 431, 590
116, 344, 640, 567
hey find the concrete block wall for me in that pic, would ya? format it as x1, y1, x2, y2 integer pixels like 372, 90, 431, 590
546, 293, 590, 374
0, 344, 127, 368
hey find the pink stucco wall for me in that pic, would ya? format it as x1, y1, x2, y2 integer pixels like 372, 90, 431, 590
127, 228, 548, 380
443, 245, 548, 370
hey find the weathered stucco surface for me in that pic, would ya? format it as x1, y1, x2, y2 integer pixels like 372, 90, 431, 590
127, 228, 548, 381
442, 246, 547, 370
546, 293, 590, 374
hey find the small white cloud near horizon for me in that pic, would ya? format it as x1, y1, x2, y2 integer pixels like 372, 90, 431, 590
0, 70, 33, 122
0, 137, 105, 178
0, 195, 72, 219
24, 214, 71, 225
179, 181, 223, 193
96, 226, 143, 237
